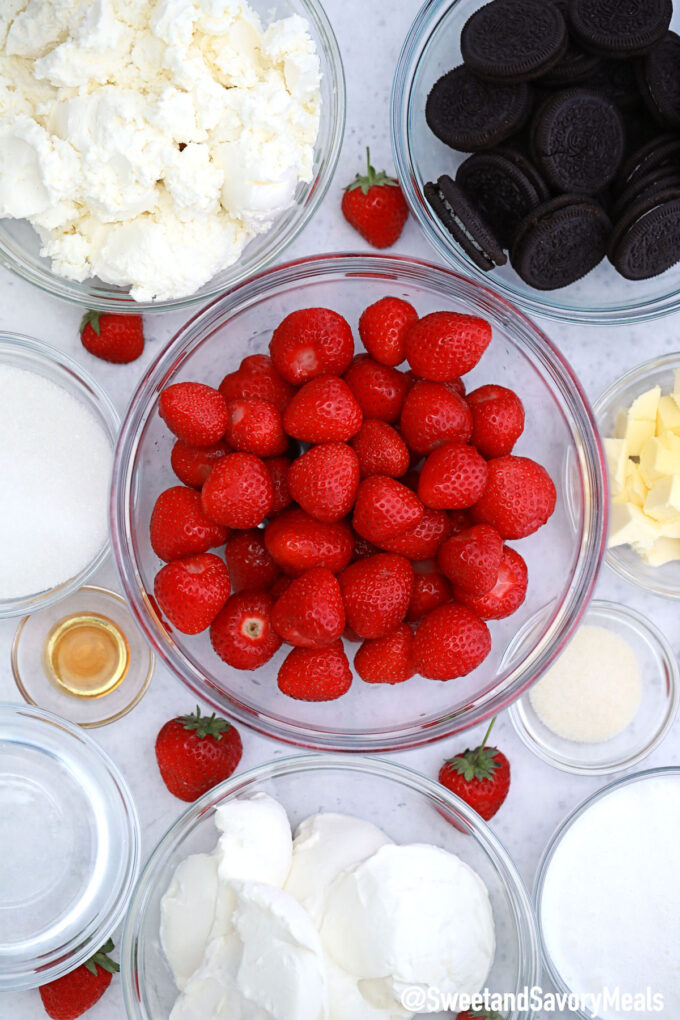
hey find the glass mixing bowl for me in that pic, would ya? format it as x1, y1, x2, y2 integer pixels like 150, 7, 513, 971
391, 0, 680, 325
110, 253, 607, 751
0, 0, 344, 314
121, 754, 541, 1020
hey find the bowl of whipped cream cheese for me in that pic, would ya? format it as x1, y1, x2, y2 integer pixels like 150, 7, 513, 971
121, 755, 540, 1020
0, 0, 344, 311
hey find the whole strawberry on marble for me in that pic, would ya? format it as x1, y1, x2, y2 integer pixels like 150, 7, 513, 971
155, 706, 243, 801
439, 718, 510, 821
39, 940, 119, 1019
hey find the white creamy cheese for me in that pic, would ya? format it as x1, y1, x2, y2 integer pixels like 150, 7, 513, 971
0, 0, 321, 300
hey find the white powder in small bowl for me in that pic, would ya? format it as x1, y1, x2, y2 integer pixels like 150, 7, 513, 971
529, 624, 642, 743
0, 364, 113, 601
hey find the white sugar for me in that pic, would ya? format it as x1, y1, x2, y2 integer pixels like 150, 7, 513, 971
0, 364, 113, 600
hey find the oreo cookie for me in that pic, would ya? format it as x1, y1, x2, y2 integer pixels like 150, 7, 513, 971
609, 189, 680, 280
426, 66, 533, 152
543, 0, 601, 87
461, 0, 568, 82
612, 168, 680, 223
532, 89, 624, 194
568, 0, 672, 58
425, 176, 507, 271
456, 149, 548, 247
510, 195, 611, 289
582, 59, 643, 111
617, 135, 680, 191
638, 32, 680, 130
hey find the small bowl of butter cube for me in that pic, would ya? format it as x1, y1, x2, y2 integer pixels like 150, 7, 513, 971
595, 353, 680, 598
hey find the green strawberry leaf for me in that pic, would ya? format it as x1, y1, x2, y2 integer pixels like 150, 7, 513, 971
445, 717, 501, 782
84, 939, 119, 976
180, 704, 231, 741
80, 309, 102, 337
344, 146, 400, 194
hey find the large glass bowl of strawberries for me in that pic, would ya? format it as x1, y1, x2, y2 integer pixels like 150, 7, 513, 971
111, 253, 607, 751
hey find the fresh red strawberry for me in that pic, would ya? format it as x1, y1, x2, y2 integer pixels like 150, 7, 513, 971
265, 456, 293, 515
159, 382, 228, 447
467, 384, 525, 459
379, 507, 452, 559
407, 568, 453, 621
339, 553, 414, 639
343, 354, 411, 422
350, 420, 410, 478
353, 475, 424, 543
404, 312, 492, 382
283, 374, 363, 443
341, 147, 409, 248
39, 940, 119, 1020
271, 567, 345, 647
278, 640, 352, 701
287, 442, 360, 522
223, 398, 287, 457
414, 603, 491, 680
471, 455, 556, 539
456, 546, 528, 620
150, 486, 228, 562
358, 296, 418, 366
171, 440, 230, 489
219, 354, 294, 412
446, 377, 466, 397
439, 718, 510, 821
225, 529, 280, 592
80, 310, 144, 364
418, 443, 488, 509
155, 706, 243, 801
210, 591, 282, 669
352, 534, 380, 560
201, 453, 273, 529
153, 553, 230, 634
437, 525, 504, 596
354, 623, 415, 684
399, 380, 473, 454
265, 508, 354, 576
269, 307, 355, 385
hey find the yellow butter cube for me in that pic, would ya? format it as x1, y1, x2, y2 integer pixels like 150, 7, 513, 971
639, 432, 680, 487
629, 385, 661, 421
619, 416, 656, 457
608, 503, 659, 550
657, 395, 680, 434
644, 474, 680, 521
625, 462, 647, 507
642, 537, 680, 566
660, 518, 680, 538
604, 438, 628, 498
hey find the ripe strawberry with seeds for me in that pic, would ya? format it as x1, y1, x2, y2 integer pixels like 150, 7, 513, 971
150, 486, 228, 562
80, 310, 144, 364
39, 939, 119, 1020
467, 384, 525, 459
439, 718, 510, 821
414, 603, 491, 680
159, 382, 229, 447
407, 568, 453, 622
153, 553, 230, 635
437, 524, 504, 596
358, 296, 418, 366
350, 419, 410, 479
265, 508, 354, 576
223, 398, 288, 457
201, 453, 273, 529
171, 439, 230, 489
225, 529, 280, 592
418, 443, 488, 509
344, 354, 411, 422
353, 475, 424, 544
399, 380, 473, 454
455, 546, 528, 620
471, 455, 556, 539
287, 442, 360, 522
354, 623, 415, 684
265, 455, 293, 515
270, 307, 355, 384
278, 640, 352, 701
210, 591, 282, 670
342, 147, 409, 248
379, 507, 452, 560
219, 354, 294, 412
339, 552, 414, 639
283, 374, 363, 443
155, 706, 243, 801
271, 567, 345, 648
405, 311, 492, 382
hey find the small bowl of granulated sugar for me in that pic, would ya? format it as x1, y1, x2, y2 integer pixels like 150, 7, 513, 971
509, 600, 679, 775
0, 335, 118, 619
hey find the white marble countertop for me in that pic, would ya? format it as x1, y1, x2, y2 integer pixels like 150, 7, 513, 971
2, 1, 680, 1017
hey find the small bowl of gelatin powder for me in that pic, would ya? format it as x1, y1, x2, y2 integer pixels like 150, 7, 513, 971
536, 768, 680, 1020
509, 601, 678, 775
0, 335, 118, 620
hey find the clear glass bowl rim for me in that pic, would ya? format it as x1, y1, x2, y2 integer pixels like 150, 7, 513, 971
121, 752, 541, 1020
110, 251, 607, 752
0, 701, 141, 991
0, 0, 345, 314
509, 599, 680, 776
390, 0, 680, 326
534, 765, 680, 1018
0, 333, 119, 620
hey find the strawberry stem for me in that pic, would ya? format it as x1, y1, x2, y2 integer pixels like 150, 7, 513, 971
80, 309, 102, 337
480, 715, 496, 750
180, 705, 230, 741
445, 715, 500, 783
83, 939, 119, 977
344, 146, 400, 195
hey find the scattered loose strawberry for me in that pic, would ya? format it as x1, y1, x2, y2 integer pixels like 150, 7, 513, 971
456, 546, 528, 620
155, 705, 243, 801
399, 380, 473, 454
379, 507, 452, 559
467, 384, 525, 459
405, 312, 491, 382
471, 455, 556, 539
271, 567, 345, 647
224, 529, 280, 592
283, 374, 363, 443
39, 940, 119, 1020
439, 718, 511, 821
344, 354, 411, 422
80, 310, 144, 364
150, 486, 228, 562
277, 640, 352, 701
341, 147, 409, 248
437, 524, 504, 596
210, 591, 282, 670
265, 508, 355, 576
353, 475, 424, 544
153, 553, 230, 634
219, 354, 295, 412
223, 398, 288, 457
201, 453, 273, 529
354, 623, 415, 684
270, 307, 355, 384
171, 440, 230, 489
407, 568, 453, 621
265, 455, 293, 515
339, 552, 414, 639
414, 603, 491, 680
358, 296, 418, 366
350, 419, 410, 479
159, 382, 228, 448
287, 442, 360, 522
418, 442, 488, 509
